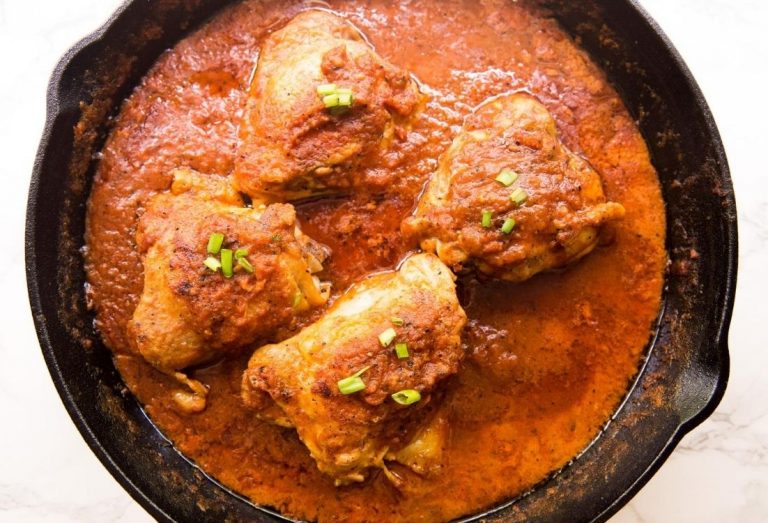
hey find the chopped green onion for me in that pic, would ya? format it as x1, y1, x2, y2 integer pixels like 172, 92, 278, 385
391, 389, 421, 405
316, 83, 338, 96
353, 366, 371, 377
318, 85, 354, 112
207, 233, 224, 254
220, 249, 234, 278
391, 317, 404, 327
337, 366, 371, 395
501, 218, 516, 234
323, 94, 340, 108
338, 376, 365, 395
293, 290, 303, 308
203, 256, 221, 272
235, 248, 249, 259
495, 168, 518, 187
481, 210, 493, 228
379, 327, 397, 347
509, 188, 528, 206
337, 92, 353, 107
237, 257, 254, 273
395, 342, 409, 359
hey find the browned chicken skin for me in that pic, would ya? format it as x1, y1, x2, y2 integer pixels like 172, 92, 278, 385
129, 169, 330, 412
242, 253, 466, 485
402, 92, 625, 282
233, 10, 422, 201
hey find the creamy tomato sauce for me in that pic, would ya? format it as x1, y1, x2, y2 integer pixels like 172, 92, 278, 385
84, 0, 666, 521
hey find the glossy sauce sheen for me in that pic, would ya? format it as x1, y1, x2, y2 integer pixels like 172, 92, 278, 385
84, 1, 666, 521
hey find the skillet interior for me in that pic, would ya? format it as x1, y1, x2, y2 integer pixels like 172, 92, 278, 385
25, 0, 737, 521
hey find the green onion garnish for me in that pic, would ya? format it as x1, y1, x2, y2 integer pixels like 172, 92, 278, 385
237, 257, 254, 273
501, 218, 516, 234
203, 256, 221, 272
337, 366, 370, 395
235, 248, 249, 259
391, 389, 421, 405
481, 210, 493, 228
379, 328, 397, 347
207, 233, 224, 254
318, 85, 354, 112
293, 290, 303, 308
510, 188, 528, 206
220, 249, 234, 278
338, 376, 365, 395
323, 94, 340, 108
337, 92, 353, 107
316, 83, 338, 96
395, 342, 409, 359
495, 168, 518, 187
391, 317, 404, 327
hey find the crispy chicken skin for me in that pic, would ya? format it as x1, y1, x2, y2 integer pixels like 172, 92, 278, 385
242, 253, 466, 485
402, 92, 625, 282
233, 10, 422, 201
129, 168, 330, 412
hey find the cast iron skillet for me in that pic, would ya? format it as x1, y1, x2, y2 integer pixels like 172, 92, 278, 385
25, 0, 737, 521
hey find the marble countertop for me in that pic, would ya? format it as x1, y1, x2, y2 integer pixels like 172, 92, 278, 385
1, 0, 765, 521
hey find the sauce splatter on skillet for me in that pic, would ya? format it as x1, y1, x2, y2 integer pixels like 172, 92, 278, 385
84, 0, 666, 521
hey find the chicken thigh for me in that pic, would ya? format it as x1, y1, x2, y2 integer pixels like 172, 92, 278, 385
242, 253, 466, 485
402, 92, 625, 282
233, 10, 422, 201
129, 169, 330, 412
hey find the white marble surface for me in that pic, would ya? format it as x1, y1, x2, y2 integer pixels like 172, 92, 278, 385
0, 0, 765, 521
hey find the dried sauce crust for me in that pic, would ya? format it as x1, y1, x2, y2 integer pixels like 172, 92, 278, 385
83, 0, 667, 522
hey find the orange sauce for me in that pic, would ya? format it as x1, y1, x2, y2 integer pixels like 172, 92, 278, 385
85, 0, 666, 521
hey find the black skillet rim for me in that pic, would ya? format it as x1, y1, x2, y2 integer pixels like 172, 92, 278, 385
25, 0, 737, 521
